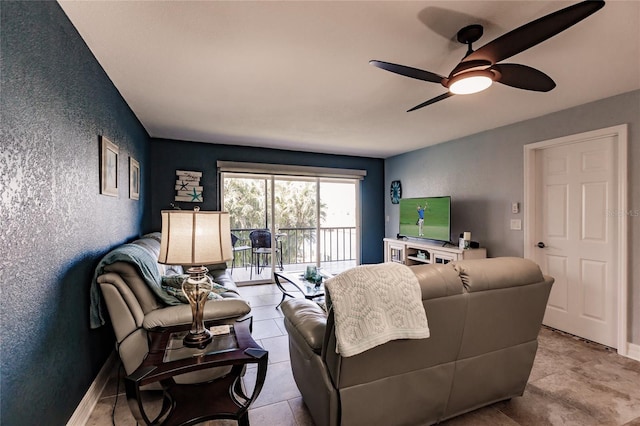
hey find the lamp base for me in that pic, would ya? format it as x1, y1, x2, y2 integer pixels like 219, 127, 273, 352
183, 329, 213, 349
182, 265, 214, 349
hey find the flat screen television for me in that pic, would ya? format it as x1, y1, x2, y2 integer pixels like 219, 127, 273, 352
399, 196, 451, 243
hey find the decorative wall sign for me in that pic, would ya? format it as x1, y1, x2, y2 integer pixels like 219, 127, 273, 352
390, 180, 402, 204
100, 136, 118, 197
175, 170, 203, 202
129, 157, 140, 200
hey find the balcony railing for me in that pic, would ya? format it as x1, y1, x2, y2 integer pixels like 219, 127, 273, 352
231, 226, 356, 268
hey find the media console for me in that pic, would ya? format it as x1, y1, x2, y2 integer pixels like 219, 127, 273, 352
383, 237, 486, 266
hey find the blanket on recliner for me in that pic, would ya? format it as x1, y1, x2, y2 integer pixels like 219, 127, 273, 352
90, 243, 183, 329
324, 262, 430, 357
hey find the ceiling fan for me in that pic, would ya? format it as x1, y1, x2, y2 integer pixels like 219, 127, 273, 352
370, 0, 605, 112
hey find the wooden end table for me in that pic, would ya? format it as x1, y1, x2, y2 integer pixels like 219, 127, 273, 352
125, 317, 268, 426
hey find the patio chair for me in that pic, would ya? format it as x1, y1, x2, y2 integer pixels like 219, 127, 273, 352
249, 229, 281, 278
230, 233, 251, 275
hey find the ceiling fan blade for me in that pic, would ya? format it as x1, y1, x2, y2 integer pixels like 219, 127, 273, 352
407, 92, 454, 112
493, 63, 556, 92
370, 60, 444, 83
457, 0, 604, 69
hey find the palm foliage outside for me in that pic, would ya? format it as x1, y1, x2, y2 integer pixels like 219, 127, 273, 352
223, 177, 328, 265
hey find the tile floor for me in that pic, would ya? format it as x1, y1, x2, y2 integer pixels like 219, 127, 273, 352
87, 283, 640, 426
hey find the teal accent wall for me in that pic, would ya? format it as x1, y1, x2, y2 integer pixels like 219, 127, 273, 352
385, 90, 640, 344
149, 139, 385, 264
0, 3, 384, 422
1, 2, 150, 424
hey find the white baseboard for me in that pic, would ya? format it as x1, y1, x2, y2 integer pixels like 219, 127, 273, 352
626, 342, 640, 362
67, 351, 118, 425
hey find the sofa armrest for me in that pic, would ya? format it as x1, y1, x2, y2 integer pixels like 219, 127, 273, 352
452, 257, 545, 292
142, 298, 251, 329
99, 274, 144, 343
281, 299, 327, 354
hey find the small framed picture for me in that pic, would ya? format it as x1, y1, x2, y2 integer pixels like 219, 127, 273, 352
100, 136, 119, 197
129, 157, 140, 200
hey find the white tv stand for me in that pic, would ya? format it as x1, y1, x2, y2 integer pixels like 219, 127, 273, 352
384, 237, 486, 266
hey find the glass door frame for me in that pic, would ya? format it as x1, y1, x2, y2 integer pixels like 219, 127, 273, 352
220, 167, 362, 285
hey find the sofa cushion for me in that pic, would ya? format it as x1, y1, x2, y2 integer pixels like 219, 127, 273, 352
452, 257, 545, 293
282, 299, 327, 354
410, 263, 464, 299
143, 298, 251, 329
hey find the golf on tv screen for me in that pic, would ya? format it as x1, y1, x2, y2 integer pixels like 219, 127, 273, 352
399, 196, 451, 242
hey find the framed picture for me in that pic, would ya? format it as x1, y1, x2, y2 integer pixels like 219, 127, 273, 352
100, 136, 119, 197
129, 157, 140, 200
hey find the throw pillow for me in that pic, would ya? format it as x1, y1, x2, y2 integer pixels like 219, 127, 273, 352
161, 274, 226, 304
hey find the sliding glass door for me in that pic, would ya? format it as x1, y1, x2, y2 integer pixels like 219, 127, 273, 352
319, 180, 356, 275
221, 171, 359, 284
274, 176, 318, 275
221, 174, 273, 283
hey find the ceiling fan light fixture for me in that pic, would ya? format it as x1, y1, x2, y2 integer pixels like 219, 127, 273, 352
448, 70, 494, 95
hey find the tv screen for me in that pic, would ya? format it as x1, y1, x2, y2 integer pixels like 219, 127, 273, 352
399, 196, 451, 242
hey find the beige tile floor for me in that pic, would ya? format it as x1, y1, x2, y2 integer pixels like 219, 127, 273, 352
87, 283, 640, 426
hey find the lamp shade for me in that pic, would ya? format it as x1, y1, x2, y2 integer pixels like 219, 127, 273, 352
158, 210, 233, 265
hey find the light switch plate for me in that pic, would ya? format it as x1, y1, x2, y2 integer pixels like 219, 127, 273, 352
510, 219, 522, 230
512, 202, 520, 214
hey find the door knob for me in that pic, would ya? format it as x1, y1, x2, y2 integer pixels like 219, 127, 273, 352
537, 242, 546, 248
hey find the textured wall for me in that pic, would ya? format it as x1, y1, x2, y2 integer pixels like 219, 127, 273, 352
385, 90, 640, 344
1, 2, 149, 424
149, 139, 385, 264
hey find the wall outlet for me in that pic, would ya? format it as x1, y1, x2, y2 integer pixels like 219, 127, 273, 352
511, 202, 520, 214
510, 219, 522, 230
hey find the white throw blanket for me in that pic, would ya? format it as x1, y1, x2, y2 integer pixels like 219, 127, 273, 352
325, 262, 430, 357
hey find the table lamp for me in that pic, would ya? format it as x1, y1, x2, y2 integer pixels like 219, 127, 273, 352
158, 208, 232, 348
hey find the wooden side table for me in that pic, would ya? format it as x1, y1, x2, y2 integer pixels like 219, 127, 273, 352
125, 317, 268, 426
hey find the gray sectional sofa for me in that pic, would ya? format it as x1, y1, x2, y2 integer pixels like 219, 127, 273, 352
93, 232, 251, 380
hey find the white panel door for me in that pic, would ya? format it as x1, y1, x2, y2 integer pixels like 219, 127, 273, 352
534, 135, 618, 347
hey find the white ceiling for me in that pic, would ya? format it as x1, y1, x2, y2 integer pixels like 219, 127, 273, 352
58, 1, 639, 159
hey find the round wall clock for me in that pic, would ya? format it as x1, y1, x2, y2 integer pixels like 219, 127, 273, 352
390, 180, 402, 204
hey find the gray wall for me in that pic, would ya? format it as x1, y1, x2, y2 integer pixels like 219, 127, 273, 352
385, 90, 639, 345
1, 2, 150, 424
